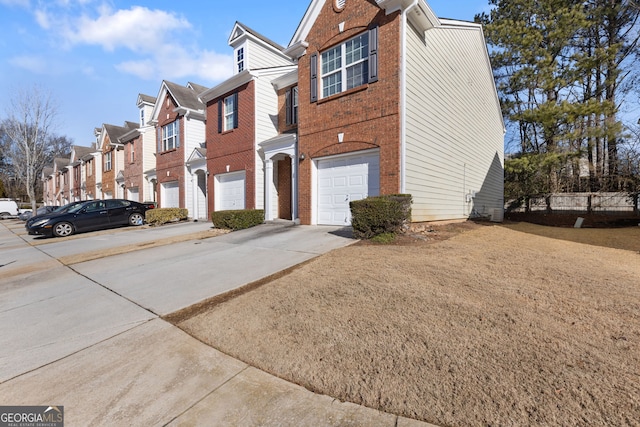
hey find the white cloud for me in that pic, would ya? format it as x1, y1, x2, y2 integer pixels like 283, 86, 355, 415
9, 55, 48, 73
116, 44, 234, 83
63, 6, 191, 52
0, 0, 30, 6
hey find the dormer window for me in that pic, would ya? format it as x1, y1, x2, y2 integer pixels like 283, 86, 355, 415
140, 109, 145, 127
237, 47, 245, 73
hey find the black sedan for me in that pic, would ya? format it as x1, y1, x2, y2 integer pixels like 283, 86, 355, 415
26, 199, 150, 238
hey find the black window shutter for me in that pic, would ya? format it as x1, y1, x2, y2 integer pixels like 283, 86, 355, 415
368, 26, 379, 83
233, 92, 239, 129
310, 53, 318, 103
217, 100, 222, 133
285, 89, 292, 125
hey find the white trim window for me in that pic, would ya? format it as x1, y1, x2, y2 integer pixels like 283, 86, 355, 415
104, 151, 112, 171
218, 93, 239, 133
161, 121, 179, 152
311, 26, 378, 103
321, 32, 369, 98
236, 47, 245, 73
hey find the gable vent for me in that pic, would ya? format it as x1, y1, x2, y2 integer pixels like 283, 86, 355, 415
335, 0, 346, 9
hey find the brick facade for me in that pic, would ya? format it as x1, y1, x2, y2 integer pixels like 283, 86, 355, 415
123, 134, 143, 200
85, 158, 95, 199
297, 1, 402, 224
205, 81, 256, 213
156, 94, 186, 208
101, 136, 118, 198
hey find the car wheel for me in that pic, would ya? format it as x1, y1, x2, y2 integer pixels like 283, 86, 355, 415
53, 222, 74, 237
128, 213, 144, 226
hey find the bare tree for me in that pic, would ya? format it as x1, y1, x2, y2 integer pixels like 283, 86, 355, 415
2, 86, 69, 211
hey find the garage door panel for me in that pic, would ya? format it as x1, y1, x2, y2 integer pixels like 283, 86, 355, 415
161, 181, 179, 208
217, 171, 245, 211
317, 152, 380, 226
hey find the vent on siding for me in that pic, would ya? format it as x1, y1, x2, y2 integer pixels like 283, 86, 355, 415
335, 0, 346, 9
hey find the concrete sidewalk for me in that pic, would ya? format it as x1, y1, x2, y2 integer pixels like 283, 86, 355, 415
0, 220, 436, 426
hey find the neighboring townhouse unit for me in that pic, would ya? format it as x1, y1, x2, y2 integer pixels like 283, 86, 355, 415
199, 22, 296, 218
149, 81, 208, 219
42, 166, 55, 206
68, 145, 94, 202
119, 94, 158, 203
276, 0, 505, 225
42, 158, 70, 206
96, 122, 138, 199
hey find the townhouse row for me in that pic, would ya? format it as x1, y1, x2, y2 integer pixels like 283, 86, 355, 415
43, 0, 505, 226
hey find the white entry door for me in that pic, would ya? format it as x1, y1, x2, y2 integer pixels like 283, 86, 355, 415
161, 181, 180, 208
216, 171, 245, 211
317, 152, 380, 225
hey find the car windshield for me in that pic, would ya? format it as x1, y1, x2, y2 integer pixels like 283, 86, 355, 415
66, 203, 87, 214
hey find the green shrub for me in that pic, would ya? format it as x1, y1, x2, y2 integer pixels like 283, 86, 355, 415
211, 209, 264, 230
146, 208, 189, 225
350, 194, 412, 239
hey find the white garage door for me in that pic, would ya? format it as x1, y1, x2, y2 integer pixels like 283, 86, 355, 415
161, 181, 180, 208
127, 187, 139, 202
216, 171, 245, 211
317, 152, 380, 225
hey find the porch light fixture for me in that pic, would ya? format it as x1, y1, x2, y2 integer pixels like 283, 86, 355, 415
299, 153, 306, 161
338, 133, 344, 143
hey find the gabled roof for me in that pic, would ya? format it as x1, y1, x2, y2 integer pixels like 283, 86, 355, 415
71, 145, 94, 162
229, 21, 287, 53
188, 82, 209, 94
150, 81, 208, 123
164, 81, 207, 111
54, 157, 69, 172
42, 166, 53, 179
137, 93, 157, 107
186, 147, 207, 164
288, 0, 440, 49
99, 122, 138, 150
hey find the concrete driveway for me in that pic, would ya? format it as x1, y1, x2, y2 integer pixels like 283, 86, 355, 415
0, 219, 434, 426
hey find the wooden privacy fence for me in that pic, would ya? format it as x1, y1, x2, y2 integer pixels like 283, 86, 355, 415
507, 192, 639, 214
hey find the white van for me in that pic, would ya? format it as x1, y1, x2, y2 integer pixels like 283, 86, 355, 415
0, 199, 20, 218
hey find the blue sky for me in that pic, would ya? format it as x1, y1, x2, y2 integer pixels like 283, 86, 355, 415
0, 0, 491, 147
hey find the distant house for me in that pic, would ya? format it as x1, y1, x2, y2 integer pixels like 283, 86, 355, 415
119, 94, 157, 203
95, 122, 138, 199
68, 145, 94, 202
199, 22, 296, 217
269, 0, 506, 225
148, 81, 208, 219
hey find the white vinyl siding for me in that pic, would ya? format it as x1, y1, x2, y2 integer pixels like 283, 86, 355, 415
244, 38, 293, 70
404, 22, 504, 221
254, 76, 284, 210
183, 118, 206, 218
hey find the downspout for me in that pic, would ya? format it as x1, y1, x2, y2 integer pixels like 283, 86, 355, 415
399, 0, 419, 194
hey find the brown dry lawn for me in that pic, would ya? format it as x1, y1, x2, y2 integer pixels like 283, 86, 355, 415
177, 222, 640, 427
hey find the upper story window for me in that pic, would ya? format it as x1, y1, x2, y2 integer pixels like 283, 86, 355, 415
310, 26, 378, 102
104, 151, 112, 171
160, 121, 180, 152
322, 33, 368, 98
87, 160, 93, 177
236, 47, 245, 73
130, 144, 136, 163
218, 93, 239, 133
285, 86, 298, 126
